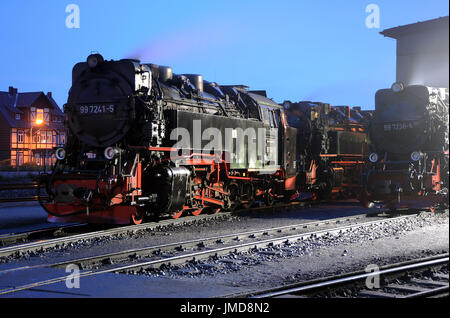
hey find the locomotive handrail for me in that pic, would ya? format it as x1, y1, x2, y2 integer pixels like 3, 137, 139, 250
377, 160, 420, 165
120, 154, 139, 178
320, 154, 367, 157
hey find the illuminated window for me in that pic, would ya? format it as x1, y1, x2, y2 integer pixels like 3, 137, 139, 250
47, 131, 52, 144
17, 130, 24, 143
15, 113, 20, 120
40, 131, 46, 143
36, 109, 44, 125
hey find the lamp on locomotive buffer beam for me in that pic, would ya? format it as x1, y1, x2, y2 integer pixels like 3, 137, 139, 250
55, 148, 66, 160
411, 151, 422, 162
369, 153, 379, 163
104, 147, 119, 160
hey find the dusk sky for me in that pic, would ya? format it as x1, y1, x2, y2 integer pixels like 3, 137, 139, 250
0, 0, 448, 110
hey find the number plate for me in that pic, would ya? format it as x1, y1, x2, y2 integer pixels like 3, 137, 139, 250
383, 121, 415, 131
79, 104, 115, 115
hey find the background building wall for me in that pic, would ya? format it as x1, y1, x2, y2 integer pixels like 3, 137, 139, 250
383, 17, 449, 88
396, 26, 449, 88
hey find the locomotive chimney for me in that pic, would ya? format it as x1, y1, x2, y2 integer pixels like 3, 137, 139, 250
183, 74, 204, 93
147, 64, 160, 80
159, 66, 173, 82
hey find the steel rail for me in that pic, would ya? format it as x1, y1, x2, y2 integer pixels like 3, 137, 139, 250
0, 212, 233, 258
0, 196, 47, 203
0, 182, 41, 203
0, 182, 39, 191
402, 285, 449, 298
0, 214, 421, 295
47, 212, 382, 269
103, 215, 416, 272
0, 200, 346, 258
0, 224, 88, 247
0, 211, 383, 273
238, 255, 449, 298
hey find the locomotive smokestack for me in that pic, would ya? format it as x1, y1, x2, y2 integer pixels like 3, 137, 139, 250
147, 64, 160, 80
184, 74, 204, 93
159, 66, 173, 82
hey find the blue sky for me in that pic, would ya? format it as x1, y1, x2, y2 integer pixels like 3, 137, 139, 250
0, 0, 448, 109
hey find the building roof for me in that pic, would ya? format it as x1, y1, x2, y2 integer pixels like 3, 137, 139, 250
15, 92, 44, 108
380, 16, 449, 39
0, 88, 65, 131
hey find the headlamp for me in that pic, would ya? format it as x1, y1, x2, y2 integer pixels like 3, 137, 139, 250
104, 147, 119, 160
411, 151, 422, 162
369, 153, 379, 163
55, 148, 66, 160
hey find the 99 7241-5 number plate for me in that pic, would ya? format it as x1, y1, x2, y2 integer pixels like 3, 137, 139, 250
79, 104, 115, 115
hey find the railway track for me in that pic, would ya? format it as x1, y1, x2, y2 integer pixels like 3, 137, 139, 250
0, 182, 39, 191
0, 211, 234, 258
0, 213, 423, 295
0, 182, 44, 203
0, 196, 49, 203
46, 212, 399, 270
0, 200, 346, 257
0, 224, 89, 247
231, 254, 449, 298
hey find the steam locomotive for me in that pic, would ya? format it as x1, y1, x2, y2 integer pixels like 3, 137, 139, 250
362, 83, 449, 211
283, 101, 372, 200
39, 54, 372, 224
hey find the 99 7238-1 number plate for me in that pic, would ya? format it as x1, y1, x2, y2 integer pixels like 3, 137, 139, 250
79, 104, 115, 115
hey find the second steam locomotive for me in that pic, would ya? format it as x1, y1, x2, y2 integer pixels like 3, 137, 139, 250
362, 83, 449, 211
39, 54, 373, 224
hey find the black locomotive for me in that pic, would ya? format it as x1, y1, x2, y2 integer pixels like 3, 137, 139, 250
40, 54, 298, 224
362, 83, 449, 211
39, 54, 372, 224
283, 101, 372, 200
